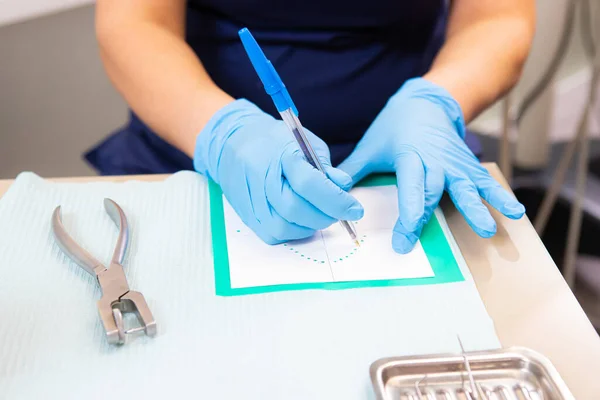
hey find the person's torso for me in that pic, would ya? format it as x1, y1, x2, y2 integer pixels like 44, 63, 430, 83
184, 0, 448, 145
105, 0, 450, 174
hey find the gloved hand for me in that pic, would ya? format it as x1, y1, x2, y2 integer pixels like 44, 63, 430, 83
338, 78, 525, 254
194, 99, 364, 244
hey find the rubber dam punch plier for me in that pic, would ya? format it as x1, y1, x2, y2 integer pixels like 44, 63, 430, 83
51, 198, 157, 345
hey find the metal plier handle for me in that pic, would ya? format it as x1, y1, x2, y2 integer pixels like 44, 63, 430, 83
51, 198, 157, 345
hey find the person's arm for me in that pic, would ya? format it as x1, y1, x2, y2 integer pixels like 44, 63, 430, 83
97, 0, 363, 245
423, 0, 536, 122
95, 0, 234, 157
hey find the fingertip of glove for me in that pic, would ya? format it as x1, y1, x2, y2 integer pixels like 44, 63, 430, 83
392, 231, 417, 254
503, 202, 526, 219
255, 230, 284, 246
262, 237, 281, 246
476, 223, 497, 238
326, 166, 353, 191
466, 208, 497, 238
347, 204, 364, 221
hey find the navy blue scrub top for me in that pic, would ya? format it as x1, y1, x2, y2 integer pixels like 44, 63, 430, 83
85, 0, 481, 175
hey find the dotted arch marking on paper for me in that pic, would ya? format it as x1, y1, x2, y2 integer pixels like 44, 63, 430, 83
233, 227, 367, 264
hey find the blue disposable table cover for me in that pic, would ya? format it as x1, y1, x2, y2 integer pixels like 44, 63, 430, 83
0, 172, 499, 399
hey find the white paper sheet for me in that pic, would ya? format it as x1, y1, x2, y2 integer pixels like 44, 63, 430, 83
224, 185, 434, 289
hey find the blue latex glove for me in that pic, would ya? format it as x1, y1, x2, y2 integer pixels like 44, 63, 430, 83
194, 99, 364, 244
338, 78, 525, 254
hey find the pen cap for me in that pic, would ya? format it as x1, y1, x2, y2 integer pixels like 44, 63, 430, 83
238, 28, 299, 116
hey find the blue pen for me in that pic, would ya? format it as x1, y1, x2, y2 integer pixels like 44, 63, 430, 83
238, 27, 360, 247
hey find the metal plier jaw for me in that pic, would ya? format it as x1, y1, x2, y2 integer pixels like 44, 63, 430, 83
51, 198, 157, 345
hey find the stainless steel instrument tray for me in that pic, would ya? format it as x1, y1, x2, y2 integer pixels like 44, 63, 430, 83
370, 347, 574, 399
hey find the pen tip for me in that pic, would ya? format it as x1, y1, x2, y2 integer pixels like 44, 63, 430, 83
355, 240, 360, 247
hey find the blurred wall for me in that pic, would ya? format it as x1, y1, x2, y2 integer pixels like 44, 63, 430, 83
0, 5, 127, 179
470, 0, 599, 142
